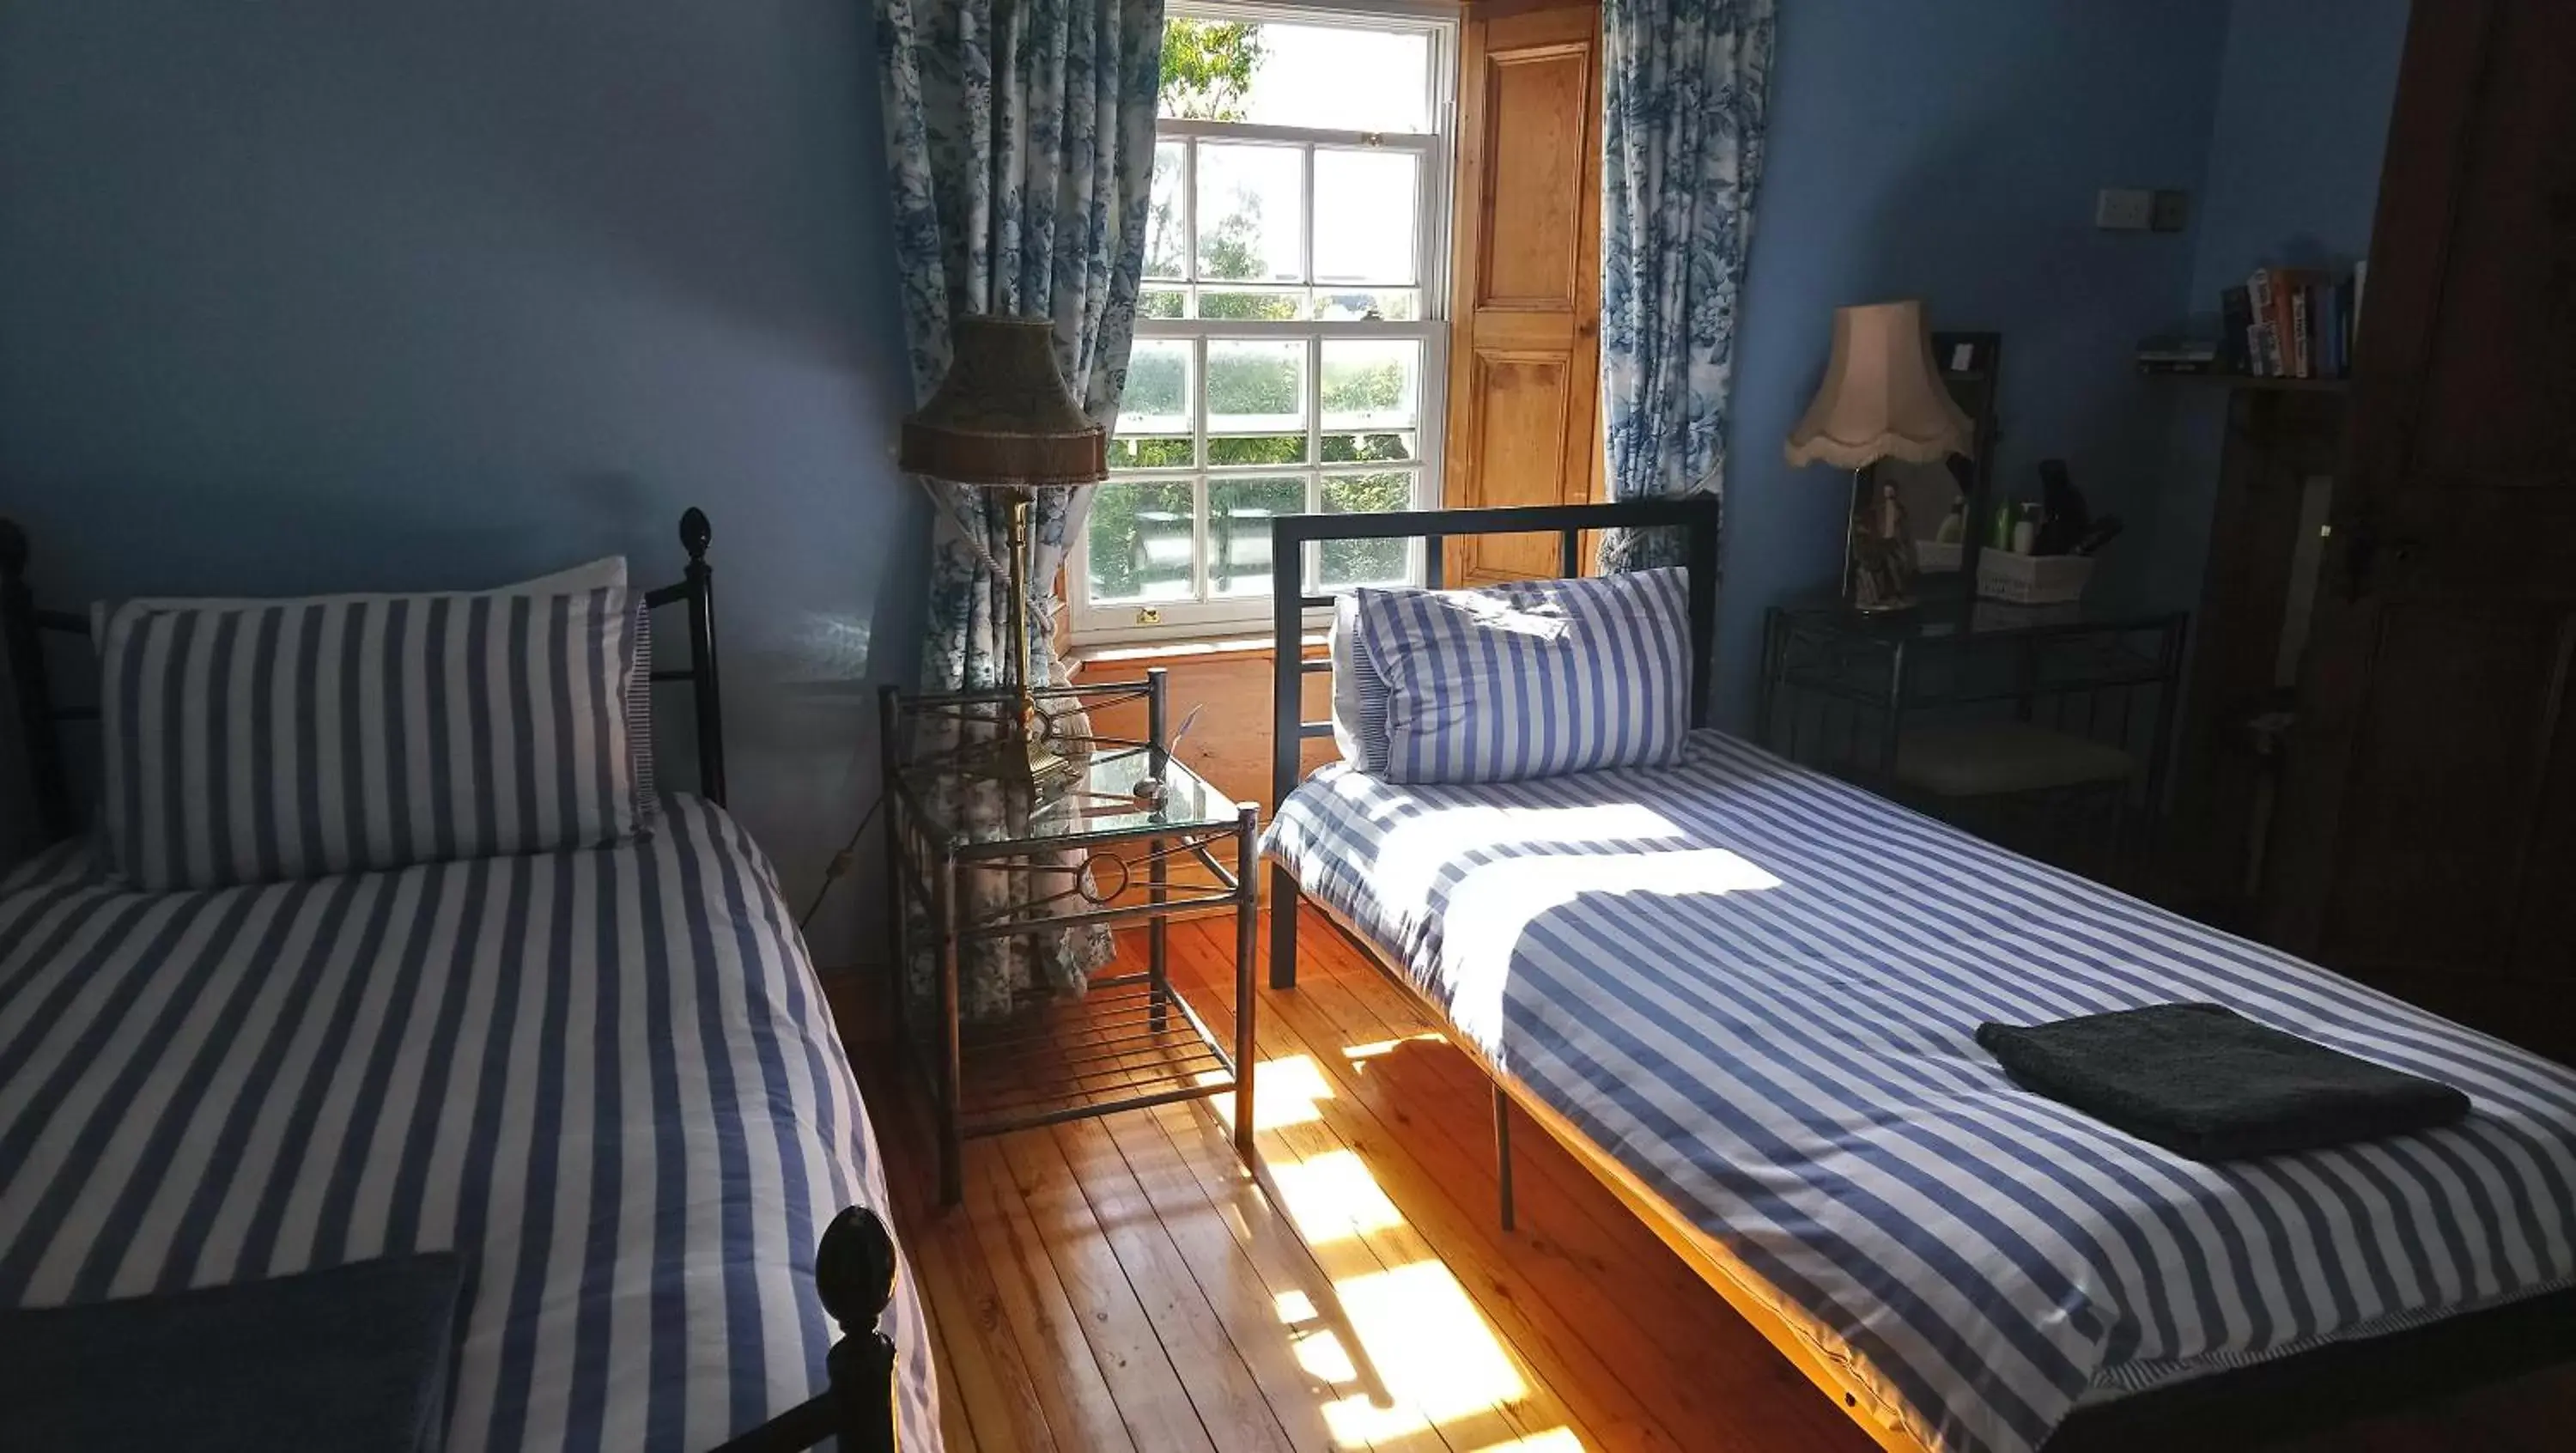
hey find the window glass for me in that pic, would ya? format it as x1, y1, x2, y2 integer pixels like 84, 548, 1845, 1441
1086, 481, 1197, 603
1159, 21, 1432, 134
1087, 9, 1448, 638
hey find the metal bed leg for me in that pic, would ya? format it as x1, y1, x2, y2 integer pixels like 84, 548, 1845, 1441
935, 848, 963, 1209
1267, 864, 1299, 989
878, 689, 910, 1054
1149, 670, 1171, 1032
1149, 845, 1170, 1033
1235, 806, 1260, 1164
1493, 1083, 1516, 1232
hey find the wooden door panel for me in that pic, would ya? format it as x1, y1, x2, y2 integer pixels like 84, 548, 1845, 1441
2316, 601, 2568, 969
1479, 42, 1595, 308
2409, 3, 2576, 483
2265, 0, 2576, 1061
1440, 2, 1603, 587
2510, 628, 2576, 976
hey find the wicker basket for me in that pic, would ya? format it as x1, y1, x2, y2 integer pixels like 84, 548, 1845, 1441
1975, 550, 2094, 605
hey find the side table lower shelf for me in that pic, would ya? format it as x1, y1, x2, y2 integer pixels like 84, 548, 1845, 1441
957, 967, 1241, 1135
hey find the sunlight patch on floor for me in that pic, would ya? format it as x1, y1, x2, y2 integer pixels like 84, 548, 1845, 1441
1319, 1260, 1532, 1442
1467, 1429, 1583, 1452
1192, 1035, 1565, 1445
1199, 1051, 1334, 1131
1267, 1147, 1408, 1240
1341, 1031, 1449, 1062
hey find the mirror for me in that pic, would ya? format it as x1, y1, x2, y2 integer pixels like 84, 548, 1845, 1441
1880, 331, 2001, 576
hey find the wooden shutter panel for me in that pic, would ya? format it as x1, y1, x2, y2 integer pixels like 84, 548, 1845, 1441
1439, 0, 1606, 587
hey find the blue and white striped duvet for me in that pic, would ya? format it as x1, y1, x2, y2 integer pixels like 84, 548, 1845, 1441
1267, 732, 2576, 1453
0, 797, 939, 1453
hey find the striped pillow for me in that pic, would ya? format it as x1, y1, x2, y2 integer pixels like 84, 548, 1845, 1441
1327, 593, 1391, 775
99, 585, 645, 891
1352, 568, 1693, 784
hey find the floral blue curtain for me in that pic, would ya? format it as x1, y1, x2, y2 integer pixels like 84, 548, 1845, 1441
878, 0, 1164, 1018
1596, 0, 1777, 574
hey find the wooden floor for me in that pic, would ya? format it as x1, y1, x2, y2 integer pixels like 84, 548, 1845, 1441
841, 906, 2576, 1453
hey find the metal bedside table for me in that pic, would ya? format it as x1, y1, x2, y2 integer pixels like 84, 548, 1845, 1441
878, 670, 1258, 1207
1756, 592, 2189, 866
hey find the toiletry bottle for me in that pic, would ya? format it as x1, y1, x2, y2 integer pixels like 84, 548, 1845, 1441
2011, 503, 2039, 556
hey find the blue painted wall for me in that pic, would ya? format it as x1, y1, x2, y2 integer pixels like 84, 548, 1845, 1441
0, 2, 925, 965
2187, 0, 2410, 308
1717, 0, 2232, 728
2145, 0, 2409, 613
0, 0, 2411, 934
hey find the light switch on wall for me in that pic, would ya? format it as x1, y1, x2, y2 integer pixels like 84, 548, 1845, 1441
2094, 188, 2154, 230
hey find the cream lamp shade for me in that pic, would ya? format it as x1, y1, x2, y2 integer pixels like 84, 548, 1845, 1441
1782, 301, 1974, 469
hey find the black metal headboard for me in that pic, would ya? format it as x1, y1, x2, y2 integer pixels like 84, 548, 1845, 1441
1261, 495, 1721, 988
0, 508, 731, 849
650, 508, 730, 808
0, 519, 88, 845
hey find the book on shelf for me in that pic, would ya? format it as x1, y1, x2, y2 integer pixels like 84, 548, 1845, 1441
2335, 271, 2358, 375
2220, 286, 2255, 374
2250, 320, 2283, 379
2290, 286, 2313, 379
2234, 264, 2360, 379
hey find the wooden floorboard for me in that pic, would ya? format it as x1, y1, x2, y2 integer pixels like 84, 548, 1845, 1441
842, 907, 2576, 1452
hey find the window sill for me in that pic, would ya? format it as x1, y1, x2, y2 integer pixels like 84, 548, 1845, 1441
1070, 630, 1327, 674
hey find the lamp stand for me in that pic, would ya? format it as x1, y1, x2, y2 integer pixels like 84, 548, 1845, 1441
995, 488, 1074, 789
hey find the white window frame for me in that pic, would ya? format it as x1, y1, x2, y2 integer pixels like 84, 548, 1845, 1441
1070, 0, 1457, 646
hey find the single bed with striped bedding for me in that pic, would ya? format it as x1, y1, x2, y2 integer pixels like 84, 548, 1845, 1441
0, 794, 941, 1453
1265, 731, 2576, 1453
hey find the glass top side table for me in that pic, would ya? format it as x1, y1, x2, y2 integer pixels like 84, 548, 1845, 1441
879, 670, 1258, 1207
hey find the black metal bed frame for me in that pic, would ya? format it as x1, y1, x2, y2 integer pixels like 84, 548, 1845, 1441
1267, 495, 1722, 994
1261, 495, 2576, 1452
0, 508, 903, 1453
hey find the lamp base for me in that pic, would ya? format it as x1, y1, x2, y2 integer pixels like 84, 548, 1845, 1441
956, 487, 1078, 795
953, 692, 1078, 793
1842, 464, 1921, 617
1006, 718, 1077, 789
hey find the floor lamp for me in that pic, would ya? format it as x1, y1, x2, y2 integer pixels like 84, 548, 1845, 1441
901, 315, 1108, 788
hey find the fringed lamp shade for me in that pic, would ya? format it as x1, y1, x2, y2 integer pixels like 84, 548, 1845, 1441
1783, 301, 1974, 469
900, 316, 1108, 486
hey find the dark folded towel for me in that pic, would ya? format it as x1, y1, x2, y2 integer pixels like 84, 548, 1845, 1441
0, 1252, 464, 1453
1978, 1002, 2470, 1161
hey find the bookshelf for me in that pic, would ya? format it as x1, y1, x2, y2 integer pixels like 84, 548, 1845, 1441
2143, 372, 2348, 394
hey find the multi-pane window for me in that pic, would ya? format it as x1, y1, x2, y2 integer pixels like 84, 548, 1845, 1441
1073, 5, 1453, 641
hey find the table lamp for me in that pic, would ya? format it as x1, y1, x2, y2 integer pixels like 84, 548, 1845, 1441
901, 315, 1108, 787
1783, 300, 1972, 613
